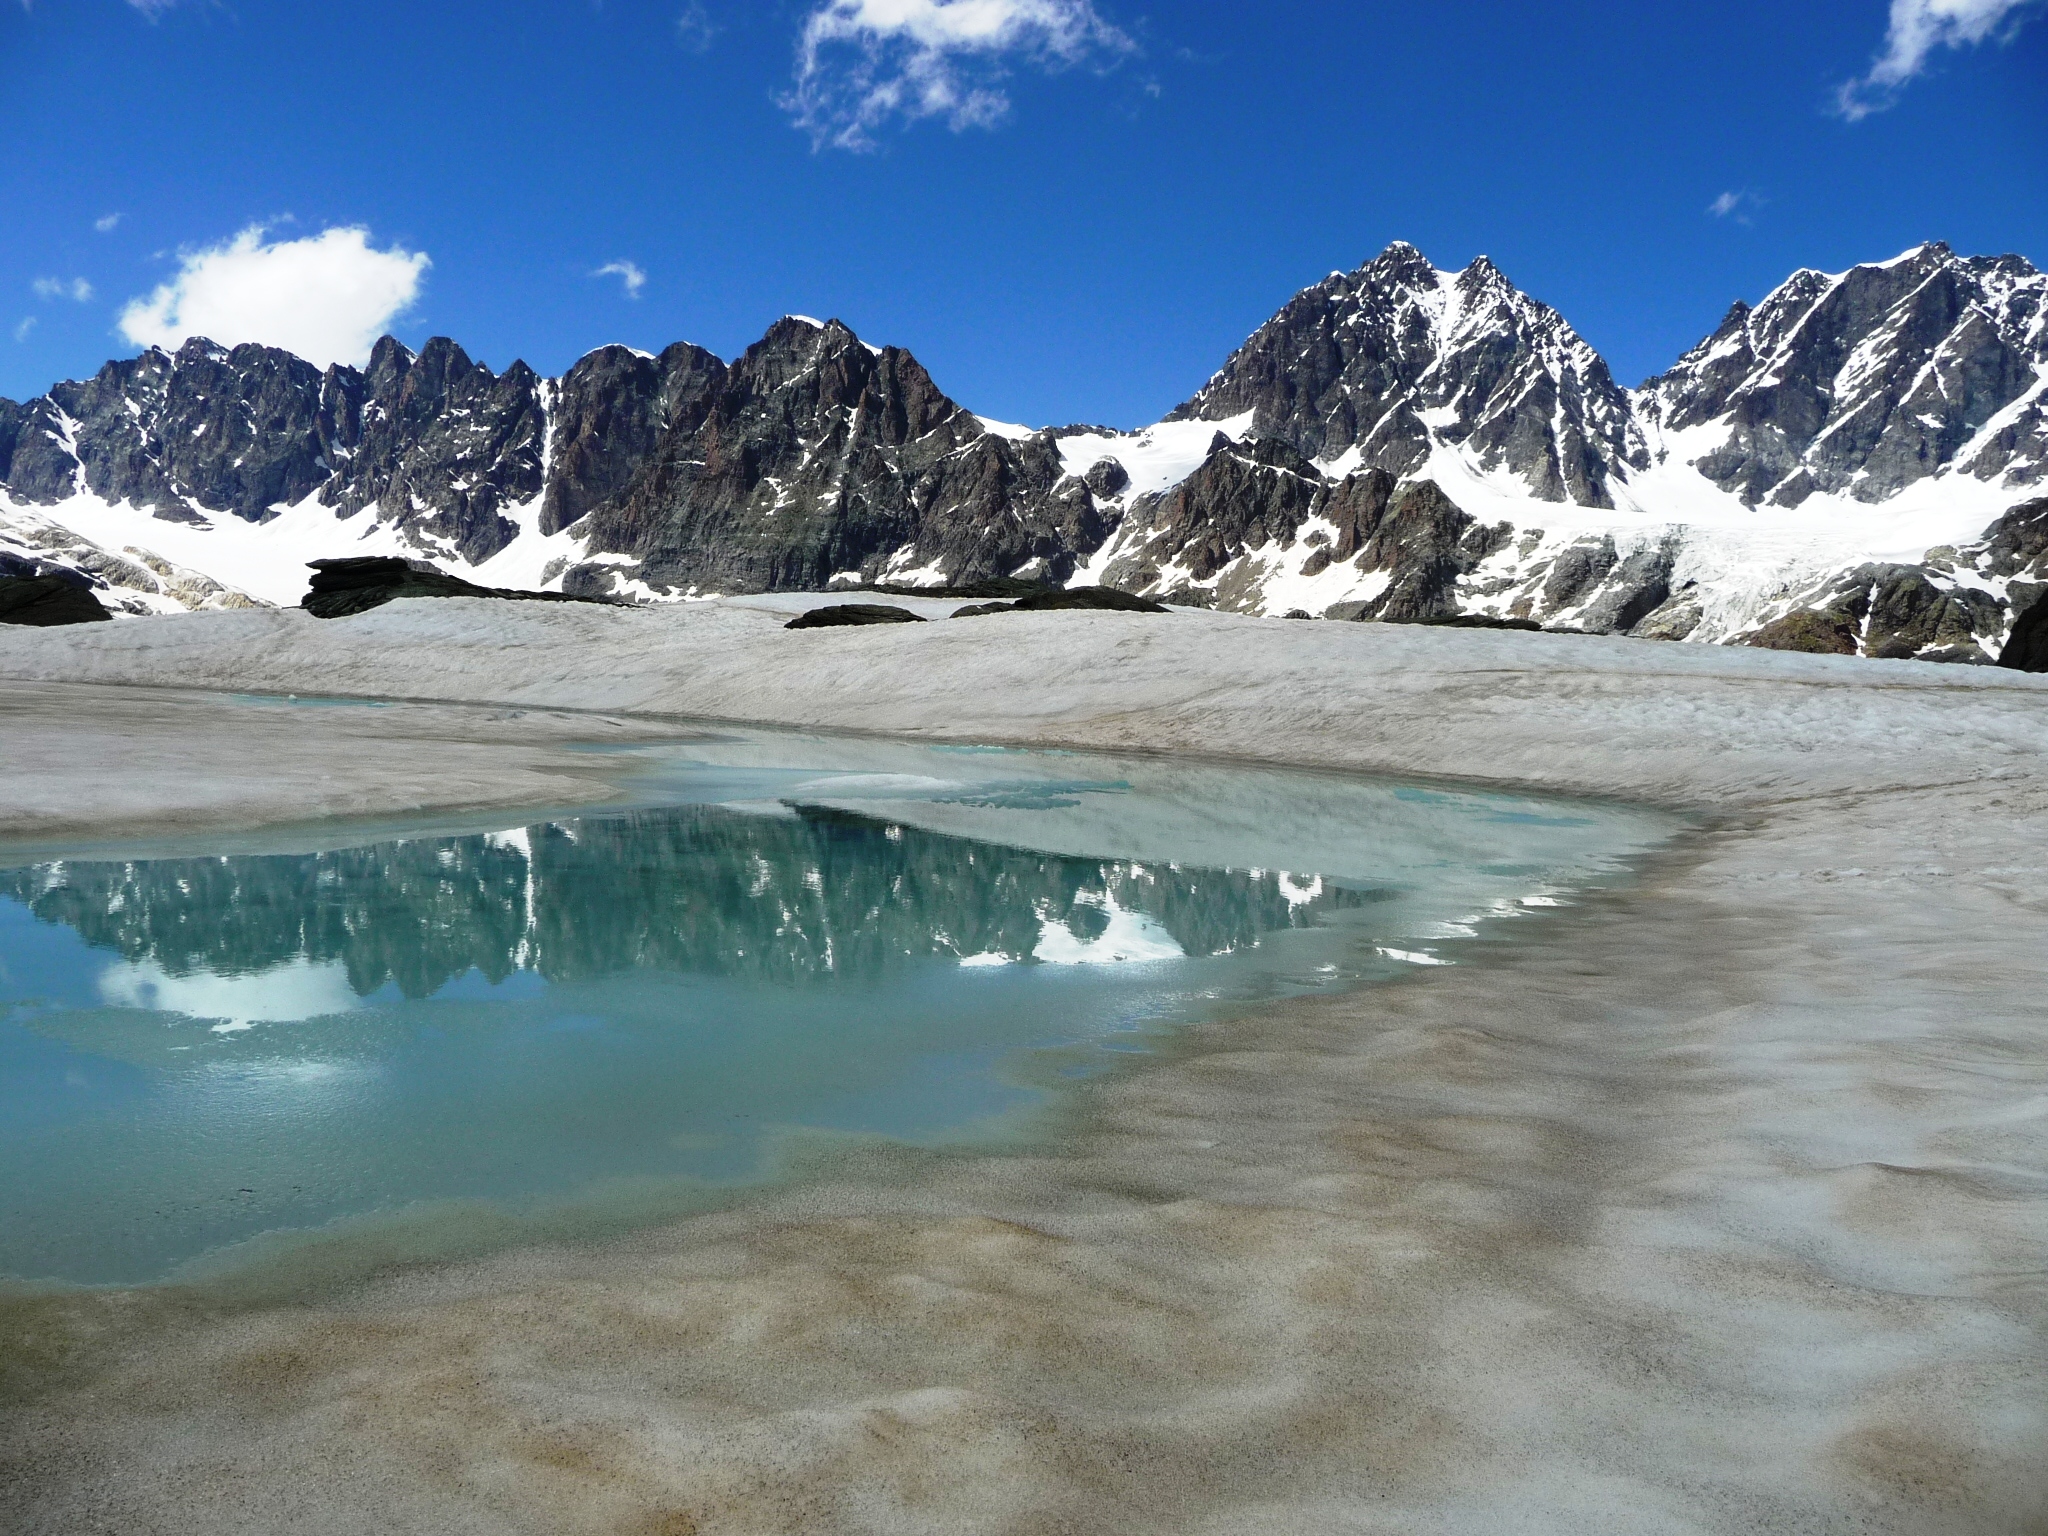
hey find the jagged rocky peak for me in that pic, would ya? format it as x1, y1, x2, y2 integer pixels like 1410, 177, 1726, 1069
0, 329, 558, 564
560, 313, 1089, 598
1642, 241, 2048, 506
322, 334, 555, 565
0, 336, 340, 520
1168, 240, 1644, 508
540, 340, 725, 536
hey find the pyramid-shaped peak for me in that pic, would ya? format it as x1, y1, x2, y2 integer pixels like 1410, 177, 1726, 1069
1359, 241, 1441, 288
1456, 254, 1514, 291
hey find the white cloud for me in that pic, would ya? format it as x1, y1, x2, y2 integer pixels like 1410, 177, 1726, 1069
594, 260, 648, 298
95, 212, 122, 233
1707, 189, 1763, 225
117, 224, 429, 367
1837, 0, 2043, 119
787, 0, 1134, 150
32, 276, 93, 302
12, 317, 35, 343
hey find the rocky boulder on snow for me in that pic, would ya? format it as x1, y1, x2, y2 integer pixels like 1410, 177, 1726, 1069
301, 557, 616, 620
784, 603, 926, 629
0, 573, 113, 626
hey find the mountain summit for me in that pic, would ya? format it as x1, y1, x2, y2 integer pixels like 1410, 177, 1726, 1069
1170, 242, 1645, 508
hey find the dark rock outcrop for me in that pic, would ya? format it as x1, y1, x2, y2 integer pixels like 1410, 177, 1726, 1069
784, 603, 925, 629
1095, 436, 1330, 605
1998, 595, 2048, 671
950, 586, 1168, 617
1009, 586, 1168, 613
1348, 480, 1514, 621
301, 557, 615, 620
1741, 562, 2002, 662
1382, 613, 1545, 631
868, 578, 1052, 601
0, 573, 112, 626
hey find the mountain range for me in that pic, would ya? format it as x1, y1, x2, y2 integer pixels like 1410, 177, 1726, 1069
2, 239, 2043, 663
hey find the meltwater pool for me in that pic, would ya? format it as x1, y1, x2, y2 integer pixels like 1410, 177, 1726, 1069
0, 729, 1677, 1286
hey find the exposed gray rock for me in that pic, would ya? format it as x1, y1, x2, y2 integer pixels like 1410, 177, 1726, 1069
784, 603, 925, 629
1381, 613, 1544, 631
1575, 541, 1677, 634
571, 319, 1096, 595
1540, 538, 1619, 611
1349, 480, 1513, 621
3, 244, 2042, 664
1004, 587, 1168, 614
1974, 496, 2048, 581
539, 342, 725, 536
1082, 457, 1129, 498
1630, 591, 1704, 642
1641, 244, 2048, 506
1095, 436, 1328, 605
1741, 562, 2002, 662
0, 335, 552, 569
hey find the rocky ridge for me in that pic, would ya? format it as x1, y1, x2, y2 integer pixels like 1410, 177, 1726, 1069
1, 241, 2042, 661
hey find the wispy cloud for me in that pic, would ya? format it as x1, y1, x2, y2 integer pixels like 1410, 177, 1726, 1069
593, 260, 648, 298
95, 212, 123, 233
12, 316, 36, 343
1707, 189, 1764, 225
32, 276, 94, 302
1837, 0, 2044, 119
118, 224, 429, 367
676, 2, 717, 52
787, 0, 1134, 151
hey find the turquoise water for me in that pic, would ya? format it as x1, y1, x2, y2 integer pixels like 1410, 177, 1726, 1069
0, 730, 1677, 1286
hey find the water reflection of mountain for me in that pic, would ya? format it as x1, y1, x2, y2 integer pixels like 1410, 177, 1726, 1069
3, 806, 1379, 999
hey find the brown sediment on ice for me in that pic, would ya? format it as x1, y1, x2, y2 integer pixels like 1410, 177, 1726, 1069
1, 602, 2045, 1533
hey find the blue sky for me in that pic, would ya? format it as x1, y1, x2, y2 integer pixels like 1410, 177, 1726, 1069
2, 0, 2042, 427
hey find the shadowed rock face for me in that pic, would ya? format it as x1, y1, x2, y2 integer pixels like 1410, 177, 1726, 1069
538, 342, 727, 538
565, 319, 1098, 597
2000, 598, 2048, 671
